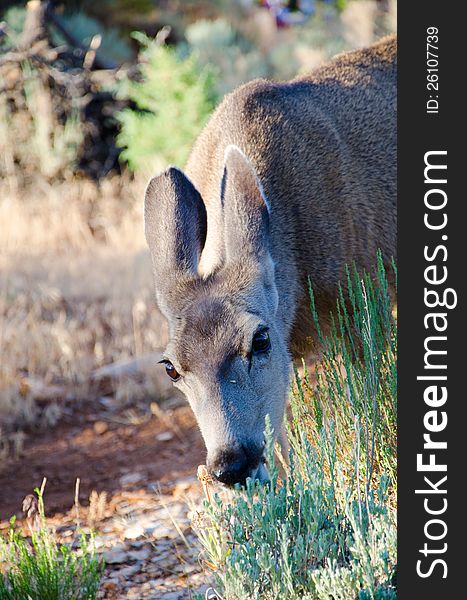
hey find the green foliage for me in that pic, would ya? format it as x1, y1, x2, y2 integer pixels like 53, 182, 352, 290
185, 19, 268, 96
51, 12, 133, 65
0, 488, 104, 600
1, 7, 25, 43
308, 252, 397, 488
0, 63, 84, 182
116, 33, 218, 173
2, 7, 132, 65
195, 256, 397, 599
183, 5, 351, 89
23, 64, 84, 179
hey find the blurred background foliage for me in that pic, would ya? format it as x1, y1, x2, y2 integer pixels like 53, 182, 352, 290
116, 32, 218, 172
2, 5, 133, 64
0, 0, 396, 181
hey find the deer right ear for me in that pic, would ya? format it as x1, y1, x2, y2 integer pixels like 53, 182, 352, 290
221, 145, 271, 264
144, 168, 207, 310
221, 146, 279, 313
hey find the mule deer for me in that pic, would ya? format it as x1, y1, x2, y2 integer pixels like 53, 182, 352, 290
144, 35, 396, 486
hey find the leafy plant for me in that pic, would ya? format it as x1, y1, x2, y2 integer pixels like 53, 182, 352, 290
1, 7, 132, 65
194, 255, 397, 599
0, 484, 104, 600
116, 33, 218, 173
51, 12, 133, 65
185, 18, 268, 96
0, 62, 84, 183
22, 63, 84, 180
307, 252, 397, 489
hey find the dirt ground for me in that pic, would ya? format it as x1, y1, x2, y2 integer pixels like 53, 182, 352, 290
0, 402, 205, 519
0, 399, 213, 599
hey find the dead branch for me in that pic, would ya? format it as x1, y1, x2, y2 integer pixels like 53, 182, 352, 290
91, 353, 163, 381
19, 0, 49, 51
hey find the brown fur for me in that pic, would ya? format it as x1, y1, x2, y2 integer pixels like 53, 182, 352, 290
186, 34, 397, 356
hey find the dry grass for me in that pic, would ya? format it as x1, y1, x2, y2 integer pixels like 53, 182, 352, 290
0, 175, 172, 436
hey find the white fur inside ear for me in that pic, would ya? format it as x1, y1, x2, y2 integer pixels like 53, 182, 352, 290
223, 144, 272, 214
264, 255, 279, 314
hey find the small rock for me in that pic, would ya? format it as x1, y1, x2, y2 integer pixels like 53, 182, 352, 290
99, 396, 119, 411
61, 529, 74, 537
102, 580, 118, 590
125, 587, 141, 599
144, 521, 173, 538
150, 557, 174, 570
181, 563, 198, 574
115, 564, 141, 578
93, 421, 108, 435
119, 472, 144, 487
156, 431, 174, 442
128, 548, 151, 561
124, 523, 145, 540
159, 592, 184, 600
105, 548, 128, 564
101, 525, 115, 533
150, 553, 170, 564
150, 577, 168, 586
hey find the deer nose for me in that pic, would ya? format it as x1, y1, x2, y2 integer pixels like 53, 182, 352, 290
210, 447, 257, 487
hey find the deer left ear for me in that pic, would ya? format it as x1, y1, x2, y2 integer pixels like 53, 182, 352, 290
144, 166, 207, 316
221, 145, 271, 264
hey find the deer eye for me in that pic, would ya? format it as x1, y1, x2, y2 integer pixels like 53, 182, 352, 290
160, 360, 180, 382
252, 329, 271, 354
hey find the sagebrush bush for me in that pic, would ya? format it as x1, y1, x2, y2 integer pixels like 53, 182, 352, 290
195, 255, 397, 599
185, 18, 268, 97
51, 12, 133, 65
0, 486, 104, 600
116, 33, 218, 173
2, 7, 133, 65
307, 253, 397, 489
182, 4, 380, 92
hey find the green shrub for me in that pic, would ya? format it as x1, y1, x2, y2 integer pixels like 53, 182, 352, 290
183, 7, 350, 90
51, 12, 133, 65
1, 7, 26, 44
194, 254, 397, 599
183, 3, 397, 88
116, 33, 218, 173
1, 7, 132, 65
307, 253, 397, 489
0, 62, 84, 183
185, 18, 268, 97
0, 485, 104, 600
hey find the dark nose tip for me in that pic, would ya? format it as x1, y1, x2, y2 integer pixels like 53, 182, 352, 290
210, 448, 254, 487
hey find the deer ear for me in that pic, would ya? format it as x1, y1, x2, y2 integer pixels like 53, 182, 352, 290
221, 145, 271, 264
144, 167, 207, 306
